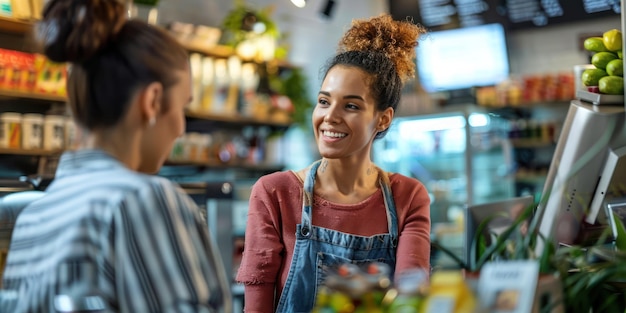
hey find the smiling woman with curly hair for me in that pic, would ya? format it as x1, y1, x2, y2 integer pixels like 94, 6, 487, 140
236, 14, 431, 313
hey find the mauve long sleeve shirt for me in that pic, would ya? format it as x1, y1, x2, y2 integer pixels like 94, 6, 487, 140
236, 170, 431, 312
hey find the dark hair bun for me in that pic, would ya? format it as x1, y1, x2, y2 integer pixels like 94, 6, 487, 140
36, 0, 127, 63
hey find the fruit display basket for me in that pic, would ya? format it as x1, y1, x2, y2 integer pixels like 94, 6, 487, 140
576, 90, 624, 105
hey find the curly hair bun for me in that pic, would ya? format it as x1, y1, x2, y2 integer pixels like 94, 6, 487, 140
36, 0, 127, 63
338, 14, 426, 82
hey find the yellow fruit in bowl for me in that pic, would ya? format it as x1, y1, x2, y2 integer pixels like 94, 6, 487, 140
603, 29, 623, 52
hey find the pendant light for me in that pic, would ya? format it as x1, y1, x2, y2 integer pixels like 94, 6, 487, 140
291, 0, 306, 8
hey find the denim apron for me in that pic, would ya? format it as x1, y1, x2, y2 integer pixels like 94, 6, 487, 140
275, 160, 399, 312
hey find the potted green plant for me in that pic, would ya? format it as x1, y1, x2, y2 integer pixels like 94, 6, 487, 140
551, 216, 626, 312
271, 67, 313, 128
432, 198, 626, 312
220, 0, 280, 48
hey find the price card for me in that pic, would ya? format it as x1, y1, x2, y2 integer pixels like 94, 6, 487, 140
477, 260, 539, 313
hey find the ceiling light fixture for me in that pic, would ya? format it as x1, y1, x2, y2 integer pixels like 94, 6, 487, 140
291, 0, 306, 8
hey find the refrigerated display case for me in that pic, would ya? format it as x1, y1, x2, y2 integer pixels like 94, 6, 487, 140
373, 108, 516, 267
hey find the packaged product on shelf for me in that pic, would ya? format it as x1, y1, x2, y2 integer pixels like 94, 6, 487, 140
0, 49, 36, 92
244, 126, 268, 164
207, 58, 230, 114
34, 54, 67, 96
269, 94, 293, 123
225, 56, 242, 115
200, 56, 215, 112
8, 0, 30, 19
187, 132, 210, 162
0, 0, 11, 16
264, 134, 284, 166
169, 136, 187, 161
191, 25, 222, 48
28, 0, 45, 20
167, 21, 195, 43
43, 115, 65, 151
238, 63, 260, 117
200, 133, 212, 162
0, 112, 21, 149
168, 133, 213, 163
21, 113, 43, 149
4, 0, 43, 20
64, 118, 82, 150
188, 53, 203, 112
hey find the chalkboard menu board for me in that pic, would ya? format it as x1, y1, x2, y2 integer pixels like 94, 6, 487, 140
389, 0, 621, 31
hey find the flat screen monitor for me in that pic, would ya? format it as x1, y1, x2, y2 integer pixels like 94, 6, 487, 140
464, 195, 535, 267
534, 100, 626, 254
416, 23, 510, 95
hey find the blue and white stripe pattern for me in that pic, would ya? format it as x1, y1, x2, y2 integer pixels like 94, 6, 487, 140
2, 149, 231, 313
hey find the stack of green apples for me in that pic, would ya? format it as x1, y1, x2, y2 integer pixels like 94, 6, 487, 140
582, 29, 624, 95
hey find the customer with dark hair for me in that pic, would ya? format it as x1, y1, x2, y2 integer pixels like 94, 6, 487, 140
236, 14, 431, 312
1, 0, 231, 312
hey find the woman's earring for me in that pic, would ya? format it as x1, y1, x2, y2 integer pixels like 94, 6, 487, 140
149, 117, 156, 127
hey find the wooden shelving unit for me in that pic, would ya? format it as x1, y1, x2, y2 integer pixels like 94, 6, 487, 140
181, 40, 296, 69
514, 173, 548, 184
0, 16, 33, 35
185, 109, 291, 128
510, 139, 555, 149
165, 159, 284, 171
181, 40, 235, 59
0, 88, 292, 126
0, 16, 293, 180
481, 100, 571, 110
0, 147, 61, 156
0, 89, 67, 102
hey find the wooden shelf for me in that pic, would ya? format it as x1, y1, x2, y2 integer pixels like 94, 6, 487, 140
482, 100, 571, 110
514, 174, 547, 184
185, 110, 291, 127
181, 41, 297, 69
0, 148, 61, 156
0, 16, 34, 35
0, 90, 290, 127
0, 89, 67, 102
509, 100, 571, 108
181, 41, 236, 59
0, 17, 298, 68
510, 139, 555, 149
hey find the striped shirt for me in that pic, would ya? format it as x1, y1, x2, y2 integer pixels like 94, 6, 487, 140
1, 149, 232, 313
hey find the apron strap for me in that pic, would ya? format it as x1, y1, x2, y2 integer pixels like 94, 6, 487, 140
300, 160, 322, 234
300, 161, 399, 245
376, 168, 399, 247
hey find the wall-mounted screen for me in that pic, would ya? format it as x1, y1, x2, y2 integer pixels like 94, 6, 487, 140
389, 0, 620, 31
416, 23, 510, 94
